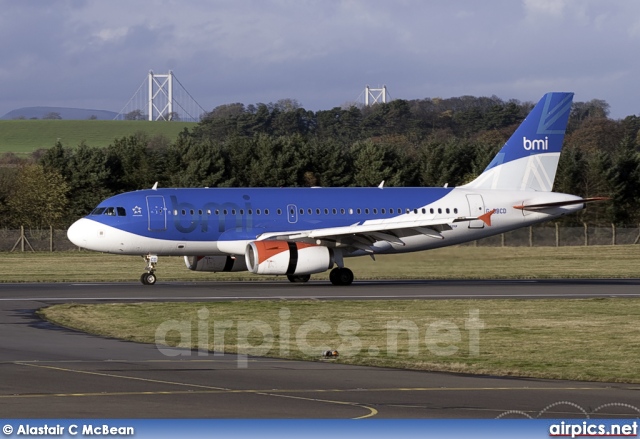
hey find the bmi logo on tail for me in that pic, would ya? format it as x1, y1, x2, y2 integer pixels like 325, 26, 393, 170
523, 136, 549, 151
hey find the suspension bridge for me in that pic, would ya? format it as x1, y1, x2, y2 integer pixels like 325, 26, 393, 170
115, 71, 207, 122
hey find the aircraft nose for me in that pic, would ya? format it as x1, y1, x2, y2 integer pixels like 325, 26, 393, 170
67, 218, 93, 248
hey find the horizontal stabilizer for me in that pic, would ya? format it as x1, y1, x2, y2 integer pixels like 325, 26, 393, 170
513, 197, 609, 211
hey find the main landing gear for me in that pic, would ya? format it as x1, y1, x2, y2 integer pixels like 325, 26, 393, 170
286, 268, 354, 285
287, 274, 311, 283
141, 254, 158, 285
329, 267, 354, 286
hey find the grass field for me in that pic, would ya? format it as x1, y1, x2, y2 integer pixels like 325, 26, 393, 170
40, 298, 640, 383
0, 245, 637, 283
0, 120, 197, 154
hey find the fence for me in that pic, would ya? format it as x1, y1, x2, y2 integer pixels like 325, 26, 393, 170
469, 223, 640, 247
1, 224, 639, 252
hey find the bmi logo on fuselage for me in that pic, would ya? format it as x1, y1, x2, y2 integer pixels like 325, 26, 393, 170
523, 136, 549, 151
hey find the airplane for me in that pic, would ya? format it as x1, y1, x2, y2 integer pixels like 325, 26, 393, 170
67, 92, 606, 286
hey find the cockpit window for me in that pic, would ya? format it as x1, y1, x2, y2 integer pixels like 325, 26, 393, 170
104, 207, 116, 216
91, 207, 106, 215
117, 207, 126, 216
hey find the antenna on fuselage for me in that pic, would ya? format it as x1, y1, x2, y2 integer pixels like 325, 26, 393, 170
378, 181, 385, 189
151, 182, 158, 190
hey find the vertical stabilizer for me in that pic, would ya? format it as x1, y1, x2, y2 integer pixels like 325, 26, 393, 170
462, 92, 573, 192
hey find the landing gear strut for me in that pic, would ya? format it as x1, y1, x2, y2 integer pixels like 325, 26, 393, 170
329, 267, 354, 286
141, 254, 158, 285
287, 274, 311, 283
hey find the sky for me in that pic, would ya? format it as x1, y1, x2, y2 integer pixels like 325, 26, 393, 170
1, 0, 639, 119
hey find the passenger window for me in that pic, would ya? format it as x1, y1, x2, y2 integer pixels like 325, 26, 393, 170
231, 209, 236, 215
454, 208, 458, 214
332, 208, 337, 214
373, 208, 378, 214
308, 208, 312, 215
438, 208, 442, 214
430, 208, 434, 214
421, 208, 426, 214
446, 208, 450, 214
324, 208, 329, 214
357, 208, 361, 214
265, 209, 269, 215
381, 208, 386, 214
257, 209, 261, 215
117, 207, 126, 216
365, 208, 369, 214
223, 209, 228, 215
299, 208, 304, 215
316, 208, 321, 215
340, 208, 345, 214
277, 209, 282, 215
239, 209, 244, 215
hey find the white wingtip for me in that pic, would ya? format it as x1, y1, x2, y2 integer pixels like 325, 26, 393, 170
152, 182, 158, 190
378, 180, 385, 189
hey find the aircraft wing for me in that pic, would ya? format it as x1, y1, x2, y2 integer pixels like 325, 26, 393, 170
256, 210, 496, 252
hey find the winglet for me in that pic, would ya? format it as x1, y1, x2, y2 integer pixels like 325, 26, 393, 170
151, 182, 158, 190
378, 180, 385, 189
478, 209, 496, 226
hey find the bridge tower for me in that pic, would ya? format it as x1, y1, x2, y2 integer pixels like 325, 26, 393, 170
364, 85, 388, 106
148, 71, 173, 121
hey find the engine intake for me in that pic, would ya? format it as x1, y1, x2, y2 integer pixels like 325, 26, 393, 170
184, 255, 248, 272
246, 241, 334, 275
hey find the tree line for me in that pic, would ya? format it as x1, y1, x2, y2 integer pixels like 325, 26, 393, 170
0, 95, 639, 229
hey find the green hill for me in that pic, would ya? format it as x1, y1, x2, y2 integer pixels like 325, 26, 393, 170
0, 120, 198, 155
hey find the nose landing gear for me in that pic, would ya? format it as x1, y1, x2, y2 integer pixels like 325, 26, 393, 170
141, 254, 158, 285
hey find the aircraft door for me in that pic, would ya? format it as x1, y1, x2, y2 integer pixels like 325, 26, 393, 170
466, 194, 485, 229
146, 195, 167, 231
287, 204, 298, 224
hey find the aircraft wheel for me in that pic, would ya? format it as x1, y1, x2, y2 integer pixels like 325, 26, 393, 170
329, 267, 354, 286
287, 274, 311, 283
141, 272, 157, 285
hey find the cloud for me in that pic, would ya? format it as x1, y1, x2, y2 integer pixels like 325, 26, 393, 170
1, 0, 640, 119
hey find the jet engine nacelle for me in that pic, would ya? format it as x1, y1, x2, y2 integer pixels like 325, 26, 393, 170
245, 241, 334, 275
184, 255, 248, 272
